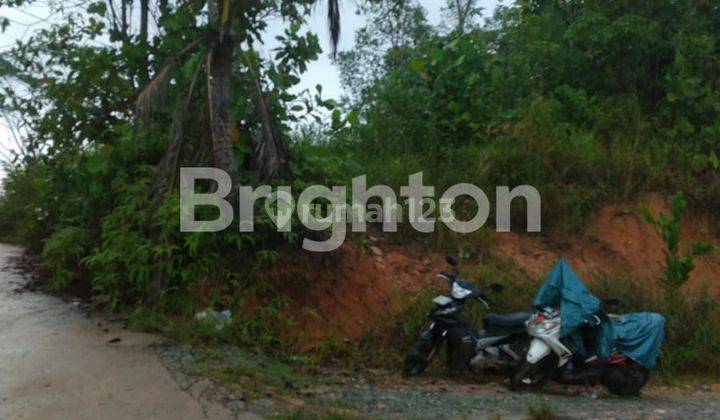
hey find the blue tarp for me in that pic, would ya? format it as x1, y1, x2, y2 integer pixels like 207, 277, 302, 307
532, 258, 665, 368
533, 258, 603, 336
613, 312, 665, 368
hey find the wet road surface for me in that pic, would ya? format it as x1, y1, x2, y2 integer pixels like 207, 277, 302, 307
0, 243, 234, 420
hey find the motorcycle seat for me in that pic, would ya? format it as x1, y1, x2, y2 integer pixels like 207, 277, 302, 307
483, 312, 531, 330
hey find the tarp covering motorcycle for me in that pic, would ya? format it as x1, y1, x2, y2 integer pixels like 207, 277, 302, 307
612, 312, 665, 368
532, 258, 664, 368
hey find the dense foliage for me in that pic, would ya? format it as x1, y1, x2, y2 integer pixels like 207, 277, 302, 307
0, 0, 349, 308
333, 0, 720, 233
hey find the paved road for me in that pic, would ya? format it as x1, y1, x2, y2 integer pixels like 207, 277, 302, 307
0, 243, 234, 420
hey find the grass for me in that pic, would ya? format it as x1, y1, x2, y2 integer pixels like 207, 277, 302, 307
527, 404, 559, 420
179, 346, 324, 400
129, 307, 165, 332
273, 410, 352, 420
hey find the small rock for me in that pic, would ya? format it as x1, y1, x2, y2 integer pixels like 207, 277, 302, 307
108, 337, 122, 344
370, 246, 382, 256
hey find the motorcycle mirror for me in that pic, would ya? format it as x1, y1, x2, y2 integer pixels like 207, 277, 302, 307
489, 282, 504, 292
604, 298, 621, 307
445, 254, 458, 267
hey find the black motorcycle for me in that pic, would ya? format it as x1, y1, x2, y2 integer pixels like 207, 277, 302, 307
403, 255, 531, 377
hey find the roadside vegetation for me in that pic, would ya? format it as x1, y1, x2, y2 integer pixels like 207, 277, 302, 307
1, 0, 719, 382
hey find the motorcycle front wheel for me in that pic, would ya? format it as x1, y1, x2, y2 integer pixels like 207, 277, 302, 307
510, 353, 559, 390
403, 336, 439, 377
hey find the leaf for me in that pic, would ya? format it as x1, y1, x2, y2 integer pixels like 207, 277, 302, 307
690, 242, 716, 257
491, 65, 503, 84
409, 57, 425, 72
691, 153, 708, 172
331, 109, 343, 129
86, 154, 109, 175
346, 109, 359, 126
430, 48, 444, 63
709, 151, 719, 170
322, 99, 338, 110
86, 1, 106, 16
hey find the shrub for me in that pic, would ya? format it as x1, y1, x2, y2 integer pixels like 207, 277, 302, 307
640, 193, 716, 296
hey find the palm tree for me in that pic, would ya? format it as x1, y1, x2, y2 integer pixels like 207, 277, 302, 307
137, 0, 343, 199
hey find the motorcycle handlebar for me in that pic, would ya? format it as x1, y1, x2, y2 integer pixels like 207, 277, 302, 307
435, 272, 499, 307
476, 293, 494, 307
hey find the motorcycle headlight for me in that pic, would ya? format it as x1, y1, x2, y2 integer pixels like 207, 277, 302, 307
451, 282, 473, 299
526, 321, 546, 335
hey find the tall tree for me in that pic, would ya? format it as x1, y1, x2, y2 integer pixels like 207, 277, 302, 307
136, 0, 348, 196
337, 0, 432, 99
442, 0, 483, 33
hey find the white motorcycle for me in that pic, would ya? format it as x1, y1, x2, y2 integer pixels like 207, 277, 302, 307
512, 306, 656, 396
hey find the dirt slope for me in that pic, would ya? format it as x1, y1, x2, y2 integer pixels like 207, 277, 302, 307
496, 194, 720, 295
265, 194, 719, 348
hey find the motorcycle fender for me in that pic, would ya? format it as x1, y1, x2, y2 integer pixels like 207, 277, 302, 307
526, 338, 552, 364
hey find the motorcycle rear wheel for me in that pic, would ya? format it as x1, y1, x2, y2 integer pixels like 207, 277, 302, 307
602, 364, 650, 396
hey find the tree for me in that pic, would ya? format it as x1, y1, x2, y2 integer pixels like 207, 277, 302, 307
337, 0, 432, 99
0, 0, 356, 302
138, 0, 348, 194
442, 0, 483, 34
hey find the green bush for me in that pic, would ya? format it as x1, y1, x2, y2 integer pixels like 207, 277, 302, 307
42, 226, 91, 291
641, 193, 716, 296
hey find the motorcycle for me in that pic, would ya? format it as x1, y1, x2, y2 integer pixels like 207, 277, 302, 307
403, 255, 531, 378
511, 259, 665, 396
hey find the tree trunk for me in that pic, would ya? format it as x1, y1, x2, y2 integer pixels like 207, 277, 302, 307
121, 0, 129, 39
139, 0, 150, 84
207, 35, 240, 190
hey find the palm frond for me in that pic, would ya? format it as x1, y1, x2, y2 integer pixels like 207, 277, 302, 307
135, 63, 172, 123
240, 49, 291, 182
148, 51, 207, 200
328, 0, 341, 58
134, 40, 201, 123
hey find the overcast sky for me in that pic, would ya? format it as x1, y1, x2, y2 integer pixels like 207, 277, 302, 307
0, 0, 502, 179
